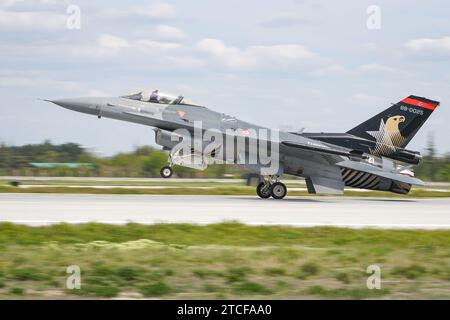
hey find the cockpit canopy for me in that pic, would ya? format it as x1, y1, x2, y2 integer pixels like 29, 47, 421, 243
121, 89, 201, 106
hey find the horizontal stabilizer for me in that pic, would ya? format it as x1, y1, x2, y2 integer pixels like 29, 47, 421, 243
337, 160, 425, 186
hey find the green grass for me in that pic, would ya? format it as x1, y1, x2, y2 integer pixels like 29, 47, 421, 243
0, 184, 449, 197
225, 267, 253, 283
391, 264, 428, 279
9, 287, 24, 296
116, 266, 145, 281
1, 222, 450, 247
13, 267, 50, 281
335, 272, 351, 284
192, 269, 223, 279
0, 222, 449, 299
297, 262, 321, 279
306, 285, 390, 299
264, 267, 287, 276
140, 281, 172, 297
233, 281, 273, 295
77, 284, 120, 298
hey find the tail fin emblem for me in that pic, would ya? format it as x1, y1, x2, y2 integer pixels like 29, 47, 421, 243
366, 115, 405, 155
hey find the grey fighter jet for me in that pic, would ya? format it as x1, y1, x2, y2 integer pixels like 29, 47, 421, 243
47, 90, 439, 199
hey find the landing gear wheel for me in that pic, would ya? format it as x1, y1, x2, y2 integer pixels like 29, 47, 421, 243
256, 182, 271, 199
160, 166, 173, 178
270, 182, 287, 199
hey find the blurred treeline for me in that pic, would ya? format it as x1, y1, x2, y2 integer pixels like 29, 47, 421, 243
0, 141, 239, 178
415, 137, 450, 182
0, 140, 449, 181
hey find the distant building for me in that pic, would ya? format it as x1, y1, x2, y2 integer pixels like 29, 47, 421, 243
29, 163, 93, 169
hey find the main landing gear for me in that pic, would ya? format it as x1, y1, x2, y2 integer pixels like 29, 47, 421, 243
256, 176, 287, 199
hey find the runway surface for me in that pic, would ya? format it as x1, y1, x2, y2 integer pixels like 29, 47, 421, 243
1, 194, 449, 229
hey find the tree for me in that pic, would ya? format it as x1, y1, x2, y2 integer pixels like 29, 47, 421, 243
142, 151, 167, 177
436, 163, 450, 181
425, 133, 437, 180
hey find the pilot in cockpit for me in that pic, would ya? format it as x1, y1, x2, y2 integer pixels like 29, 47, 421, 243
122, 90, 201, 107
149, 90, 159, 103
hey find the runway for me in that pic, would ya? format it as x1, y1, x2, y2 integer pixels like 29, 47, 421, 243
0, 194, 449, 229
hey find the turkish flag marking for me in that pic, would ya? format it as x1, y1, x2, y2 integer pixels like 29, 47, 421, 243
402, 97, 437, 111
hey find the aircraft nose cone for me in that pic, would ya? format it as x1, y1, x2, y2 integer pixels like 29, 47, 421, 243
45, 97, 103, 116
48, 98, 88, 112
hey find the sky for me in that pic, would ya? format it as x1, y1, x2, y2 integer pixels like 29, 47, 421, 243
1, 0, 450, 156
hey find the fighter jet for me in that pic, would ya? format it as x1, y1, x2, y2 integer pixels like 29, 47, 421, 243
47, 90, 439, 199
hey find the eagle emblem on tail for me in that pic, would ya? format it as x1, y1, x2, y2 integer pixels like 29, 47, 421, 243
366, 115, 405, 155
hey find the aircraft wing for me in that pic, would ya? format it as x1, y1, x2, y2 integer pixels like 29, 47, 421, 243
279, 140, 348, 194
281, 141, 365, 159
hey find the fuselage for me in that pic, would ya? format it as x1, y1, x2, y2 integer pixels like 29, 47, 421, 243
49, 94, 422, 195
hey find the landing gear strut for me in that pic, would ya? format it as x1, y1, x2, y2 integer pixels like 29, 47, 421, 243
256, 176, 287, 199
160, 154, 174, 178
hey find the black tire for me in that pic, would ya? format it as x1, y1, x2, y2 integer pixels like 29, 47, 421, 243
160, 166, 173, 178
270, 182, 287, 199
256, 182, 271, 199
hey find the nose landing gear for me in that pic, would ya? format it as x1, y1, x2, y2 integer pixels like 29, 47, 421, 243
256, 176, 287, 199
160, 154, 174, 178
160, 166, 173, 178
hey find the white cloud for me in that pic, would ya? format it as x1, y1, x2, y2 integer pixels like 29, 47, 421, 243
98, 34, 130, 50
309, 63, 401, 77
154, 24, 185, 39
105, 1, 176, 20
0, 33, 182, 64
349, 93, 383, 106
196, 39, 256, 68
360, 42, 377, 51
357, 63, 396, 74
87, 89, 114, 97
0, 0, 61, 7
97, 34, 180, 52
308, 63, 347, 76
167, 56, 204, 68
250, 45, 315, 60
405, 36, 450, 56
134, 39, 180, 50
260, 13, 313, 28
84, 37, 318, 71
196, 38, 316, 69
0, 0, 21, 6
0, 9, 66, 29
142, 2, 175, 19
405, 37, 450, 52
0, 74, 79, 90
